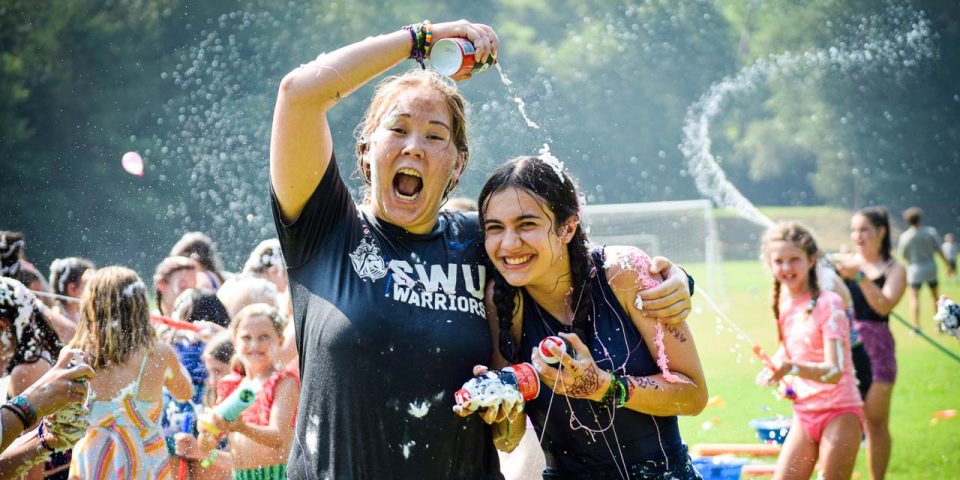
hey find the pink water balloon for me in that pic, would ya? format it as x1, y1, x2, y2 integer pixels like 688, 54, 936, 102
121, 151, 144, 176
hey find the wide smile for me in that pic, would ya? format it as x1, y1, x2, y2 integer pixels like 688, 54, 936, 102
501, 254, 533, 269
393, 167, 424, 202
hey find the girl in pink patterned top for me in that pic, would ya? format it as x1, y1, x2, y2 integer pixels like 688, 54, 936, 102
758, 222, 864, 480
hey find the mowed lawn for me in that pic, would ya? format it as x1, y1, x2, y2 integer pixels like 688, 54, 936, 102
679, 260, 960, 479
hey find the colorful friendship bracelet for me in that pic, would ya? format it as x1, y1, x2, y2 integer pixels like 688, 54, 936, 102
8, 395, 39, 427
401, 20, 432, 69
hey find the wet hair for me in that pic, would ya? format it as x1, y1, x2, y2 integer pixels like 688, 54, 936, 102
0, 231, 26, 277
171, 288, 231, 328
242, 239, 284, 276
170, 232, 226, 282
69, 266, 155, 370
855, 206, 892, 261
49, 257, 95, 299
478, 156, 594, 363
0, 232, 49, 296
903, 207, 923, 227
228, 303, 285, 375
0, 277, 63, 374
353, 69, 470, 202
761, 222, 821, 342
153, 256, 196, 315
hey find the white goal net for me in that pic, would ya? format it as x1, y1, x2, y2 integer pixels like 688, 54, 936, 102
582, 199, 725, 302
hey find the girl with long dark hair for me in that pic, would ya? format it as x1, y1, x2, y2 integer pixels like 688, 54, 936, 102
464, 156, 706, 479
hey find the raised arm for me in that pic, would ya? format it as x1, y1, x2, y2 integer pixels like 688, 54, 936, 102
271, 20, 498, 222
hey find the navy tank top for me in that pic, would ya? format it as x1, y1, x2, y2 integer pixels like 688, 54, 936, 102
518, 248, 683, 474
846, 269, 888, 323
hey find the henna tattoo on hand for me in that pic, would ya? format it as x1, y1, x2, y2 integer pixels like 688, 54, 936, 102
664, 324, 688, 343
565, 365, 601, 398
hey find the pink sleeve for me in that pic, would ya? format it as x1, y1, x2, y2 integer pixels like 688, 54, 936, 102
817, 292, 848, 341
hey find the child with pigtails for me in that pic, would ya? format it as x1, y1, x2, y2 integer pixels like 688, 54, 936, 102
758, 222, 864, 480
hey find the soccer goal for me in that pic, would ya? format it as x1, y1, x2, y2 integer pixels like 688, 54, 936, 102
582, 199, 726, 303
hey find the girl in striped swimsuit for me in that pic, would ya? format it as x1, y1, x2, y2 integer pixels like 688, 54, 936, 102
68, 266, 194, 479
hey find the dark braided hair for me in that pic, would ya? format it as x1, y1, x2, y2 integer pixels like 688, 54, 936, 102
761, 222, 821, 344
478, 156, 595, 363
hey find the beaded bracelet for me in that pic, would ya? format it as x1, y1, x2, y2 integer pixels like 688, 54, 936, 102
8, 395, 38, 427
614, 374, 629, 409
598, 371, 618, 405
402, 20, 432, 69
200, 449, 218, 469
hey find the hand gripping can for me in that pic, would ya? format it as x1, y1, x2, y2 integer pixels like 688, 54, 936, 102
538, 336, 573, 365
430, 38, 497, 77
454, 363, 540, 408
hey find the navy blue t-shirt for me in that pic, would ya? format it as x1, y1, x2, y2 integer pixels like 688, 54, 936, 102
518, 248, 683, 475
272, 153, 500, 479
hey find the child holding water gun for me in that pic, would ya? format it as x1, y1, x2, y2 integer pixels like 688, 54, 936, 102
758, 223, 863, 480
197, 304, 298, 480
173, 332, 236, 479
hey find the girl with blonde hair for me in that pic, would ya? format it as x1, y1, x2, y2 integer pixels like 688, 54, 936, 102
197, 304, 298, 480
68, 266, 194, 479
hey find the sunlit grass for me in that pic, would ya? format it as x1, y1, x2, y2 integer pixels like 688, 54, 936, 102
679, 260, 960, 479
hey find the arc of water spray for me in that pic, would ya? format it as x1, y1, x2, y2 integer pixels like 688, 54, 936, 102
679, 5, 933, 229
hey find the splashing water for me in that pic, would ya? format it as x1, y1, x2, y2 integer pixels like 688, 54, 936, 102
495, 63, 540, 130
680, 4, 934, 228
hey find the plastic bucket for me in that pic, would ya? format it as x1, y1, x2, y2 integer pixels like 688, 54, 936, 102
692, 456, 747, 480
748, 417, 792, 444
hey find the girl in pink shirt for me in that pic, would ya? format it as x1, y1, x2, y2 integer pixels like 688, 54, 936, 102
758, 222, 864, 480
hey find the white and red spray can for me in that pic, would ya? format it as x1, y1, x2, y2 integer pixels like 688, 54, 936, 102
430, 38, 497, 78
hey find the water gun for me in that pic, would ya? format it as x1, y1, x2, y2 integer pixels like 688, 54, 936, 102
151, 314, 201, 332
752, 345, 796, 400
199, 385, 257, 435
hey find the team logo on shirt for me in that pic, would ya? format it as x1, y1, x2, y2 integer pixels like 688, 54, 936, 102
349, 238, 388, 281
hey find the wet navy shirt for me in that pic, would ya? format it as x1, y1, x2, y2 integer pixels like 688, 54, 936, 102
518, 248, 683, 475
272, 154, 500, 479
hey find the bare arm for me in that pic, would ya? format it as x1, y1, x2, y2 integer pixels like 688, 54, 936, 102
856, 262, 907, 316
8, 363, 50, 480
230, 376, 298, 449
271, 20, 499, 222
271, 31, 407, 222
159, 342, 195, 402
0, 432, 47, 480
610, 254, 707, 416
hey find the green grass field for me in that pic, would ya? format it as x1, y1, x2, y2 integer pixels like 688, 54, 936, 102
678, 261, 960, 479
